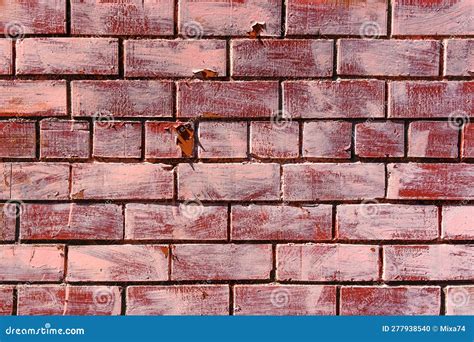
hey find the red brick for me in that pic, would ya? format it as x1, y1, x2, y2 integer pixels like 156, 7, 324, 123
234, 285, 336, 315
251, 122, 299, 159
303, 121, 351, 159
0, 81, 67, 117
337, 204, 438, 241
71, 163, 173, 200
355, 122, 405, 158
277, 244, 379, 281
0, 121, 36, 158
0, 164, 9, 199
0, 2, 66, 34
232, 39, 333, 77
177, 81, 279, 119
384, 245, 474, 281
17, 38, 119, 75
338, 39, 440, 76
0, 245, 64, 281
71, 0, 174, 35
392, 0, 472, 36
198, 122, 247, 159
341, 286, 440, 315
144, 122, 181, 159
408, 121, 459, 158
0, 40, 12, 74
93, 121, 142, 159
40, 120, 90, 159
68, 245, 169, 282
72, 80, 174, 118
283, 80, 385, 119
127, 285, 229, 315
283, 163, 385, 201
442, 206, 474, 240
286, 0, 387, 36
125, 40, 226, 77
387, 163, 474, 200
0, 204, 15, 241
232, 205, 332, 241
171, 244, 272, 280
0, 286, 14, 315
125, 204, 227, 241
462, 123, 474, 158
444, 39, 474, 76
445, 286, 474, 315
178, 163, 280, 201
17, 285, 121, 315
389, 81, 473, 118
21, 203, 123, 241
180, 0, 282, 36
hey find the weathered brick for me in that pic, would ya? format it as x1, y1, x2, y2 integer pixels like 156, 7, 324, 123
68, 245, 169, 282
303, 121, 352, 159
277, 244, 379, 281
198, 122, 248, 159
93, 121, 142, 159
171, 244, 272, 280
125, 40, 227, 77
408, 121, 459, 158
0, 121, 36, 158
40, 120, 90, 159
144, 122, 182, 159
125, 204, 227, 241
444, 39, 474, 76
234, 285, 336, 315
0, 286, 14, 315
232, 40, 333, 77
0, 204, 15, 241
232, 205, 332, 241
462, 123, 474, 158
355, 122, 405, 158
0, 164, 9, 199
251, 122, 299, 159
127, 285, 229, 315
445, 286, 474, 315
442, 206, 474, 240
0, 40, 12, 75
17, 38, 119, 75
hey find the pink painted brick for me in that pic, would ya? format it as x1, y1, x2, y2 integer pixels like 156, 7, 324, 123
0, 121, 36, 158
68, 245, 169, 282
144, 122, 182, 159
72, 80, 174, 118
283, 80, 385, 119
286, 0, 387, 35
17, 38, 119, 75
408, 121, 459, 158
71, 0, 174, 35
341, 286, 440, 315
444, 39, 474, 76
125, 40, 227, 77
392, 0, 472, 36
337, 204, 438, 241
0, 81, 67, 117
445, 286, 474, 315
21, 203, 123, 241
0, 164, 10, 199
234, 285, 336, 315
0, 1, 66, 34
277, 244, 379, 281
232, 205, 332, 241
17, 285, 121, 315
303, 121, 352, 159
355, 122, 405, 158
250, 122, 299, 159
232, 39, 333, 77
127, 285, 229, 315
389, 81, 473, 118
0, 204, 15, 241
442, 206, 474, 240
0, 286, 14, 315
171, 244, 272, 280
40, 120, 90, 159
462, 123, 474, 158
180, 0, 282, 36
387, 163, 474, 200
0, 245, 64, 281
384, 245, 474, 281
125, 204, 227, 241
283, 163, 385, 201
71, 163, 173, 200
198, 122, 247, 159
338, 39, 440, 76
178, 163, 280, 201
93, 121, 142, 159
0, 40, 12, 74
177, 81, 279, 118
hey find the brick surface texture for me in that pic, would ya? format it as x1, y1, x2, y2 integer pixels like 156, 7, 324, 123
0, 0, 472, 316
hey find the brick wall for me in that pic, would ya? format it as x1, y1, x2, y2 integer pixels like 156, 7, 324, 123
0, 0, 473, 316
